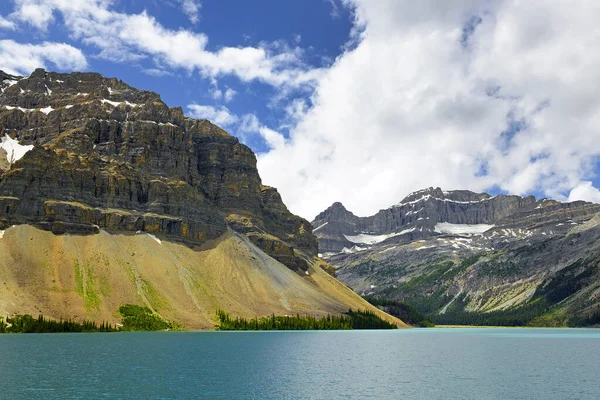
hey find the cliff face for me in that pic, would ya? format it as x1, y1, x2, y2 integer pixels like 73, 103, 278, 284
0, 68, 316, 265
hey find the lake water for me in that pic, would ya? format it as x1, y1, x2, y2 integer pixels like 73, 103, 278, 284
1, 328, 599, 399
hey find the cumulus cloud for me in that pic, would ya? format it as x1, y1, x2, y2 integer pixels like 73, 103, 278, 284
187, 104, 238, 126
0, 40, 87, 76
257, 0, 600, 219
4, 0, 321, 90
568, 182, 600, 204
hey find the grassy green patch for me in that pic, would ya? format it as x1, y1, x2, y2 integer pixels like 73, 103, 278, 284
74, 260, 84, 297
118, 304, 173, 331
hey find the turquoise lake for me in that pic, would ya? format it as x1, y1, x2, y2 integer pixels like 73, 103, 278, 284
1, 328, 599, 399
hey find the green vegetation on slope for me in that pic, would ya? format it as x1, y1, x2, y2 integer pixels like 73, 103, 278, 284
363, 297, 434, 327
118, 304, 174, 331
367, 252, 600, 327
216, 309, 397, 330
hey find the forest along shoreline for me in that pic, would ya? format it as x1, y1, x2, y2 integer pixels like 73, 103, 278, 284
0, 307, 399, 333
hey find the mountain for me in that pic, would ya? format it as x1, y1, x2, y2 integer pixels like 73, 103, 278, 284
0, 69, 404, 329
312, 187, 600, 326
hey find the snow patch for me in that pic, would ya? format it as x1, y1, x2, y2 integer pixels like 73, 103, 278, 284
434, 222, 494, 235
396, 195, 495, 208
65, 105, 73, 109
344, 228, 415, 245
0, 230, 4, 239
39, 106, 54, 115
313, 222, 328, 232
4, 105, 27, 112
415, 245, 436, 251
405, 207, 423, 215
341, 245, 368, 254
45, 85, 52, 96
108, 87, 113, 95
136, 231, 162, 245
0, 134, 34, 164
101, 99, 138, 108
101, 99, 121, 107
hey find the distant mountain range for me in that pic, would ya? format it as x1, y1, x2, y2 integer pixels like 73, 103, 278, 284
312, 187, 600, 326
0, 68, 403, 329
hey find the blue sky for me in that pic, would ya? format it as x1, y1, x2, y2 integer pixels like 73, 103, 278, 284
1, 1, 600, 219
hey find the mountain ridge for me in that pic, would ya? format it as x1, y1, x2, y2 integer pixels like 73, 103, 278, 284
312, 186, 599, 254
312, 187, 600, 326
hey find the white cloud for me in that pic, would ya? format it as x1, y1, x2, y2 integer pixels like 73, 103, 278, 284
327, 0, 340, 18
259, 126, 286, 150
5, 0, 321, 90
239, 113, 261, 133
187, 104, 238, 126
9, 0, 55, 30
142, 68, 172, 77
210, 87, 223, 101
568, 182, 600, 204
180, 0, 201, 24
223, 88, 237, 103
236, 113, 286, 149
0, 40, 87, 76
0, 16, 16, 30
257, 0, 600, 219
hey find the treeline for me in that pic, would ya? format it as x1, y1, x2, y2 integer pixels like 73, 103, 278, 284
216, 309, 397, 330
363, 297, 434, 327
0, 304, 174, 334
0, 315, 116, 333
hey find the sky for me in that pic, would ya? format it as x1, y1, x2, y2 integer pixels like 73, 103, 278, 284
1, 0, 600, 220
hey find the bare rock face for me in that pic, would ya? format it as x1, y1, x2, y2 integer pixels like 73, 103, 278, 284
0, 68, 317, 267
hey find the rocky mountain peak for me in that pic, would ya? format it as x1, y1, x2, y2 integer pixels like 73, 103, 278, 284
0, 68, 317, 271
314, 201, 355, 222
312, 187, 600, 254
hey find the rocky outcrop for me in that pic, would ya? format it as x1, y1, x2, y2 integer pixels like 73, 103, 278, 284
312, 202, 362, 253
0, 68, 317, 268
